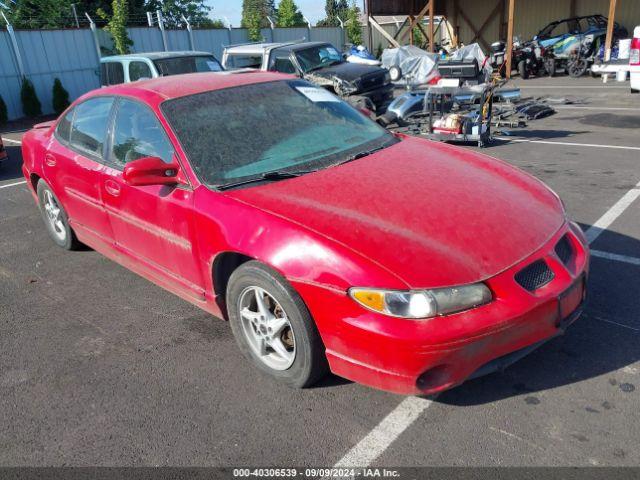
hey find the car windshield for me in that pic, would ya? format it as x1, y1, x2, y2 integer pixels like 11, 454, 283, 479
295, 45, 343, 73
153, 55, 223, 76
161, 80, 395, 188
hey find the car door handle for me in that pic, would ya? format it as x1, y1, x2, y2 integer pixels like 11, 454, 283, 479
44, 154, 56, 167
104, 179, 121, 197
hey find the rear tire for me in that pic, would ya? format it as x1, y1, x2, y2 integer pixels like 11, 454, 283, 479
226, 261, 328, 388
37, 180, 81, 250
518, 60, 529, 79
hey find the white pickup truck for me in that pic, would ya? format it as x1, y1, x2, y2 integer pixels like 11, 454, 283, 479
591, 26, 640, 93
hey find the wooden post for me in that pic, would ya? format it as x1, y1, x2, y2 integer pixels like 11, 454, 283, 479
505, 0, 515, 79
428, 0, 435, 52
499, 0, 506, 40
604, 0, 618, 61
366, 0, 373, 51
398, 1, 431, 44
409, 15, 415, 45
452, 0, 459, 47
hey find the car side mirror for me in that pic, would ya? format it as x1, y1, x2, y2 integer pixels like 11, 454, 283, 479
123, 156, 180, 186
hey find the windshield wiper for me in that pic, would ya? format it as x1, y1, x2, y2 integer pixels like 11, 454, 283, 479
337, 139, 397, 166
216, 170, 310, 191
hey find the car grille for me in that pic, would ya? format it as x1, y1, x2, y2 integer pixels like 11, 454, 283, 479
515, 260, 555, 292
359, 73, 385, 92
555, 234, 573, 266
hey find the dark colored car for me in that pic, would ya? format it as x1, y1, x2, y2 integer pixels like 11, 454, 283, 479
223, 41, 394, 111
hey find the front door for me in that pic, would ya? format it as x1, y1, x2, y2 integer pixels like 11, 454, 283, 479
100, 97, 204, 300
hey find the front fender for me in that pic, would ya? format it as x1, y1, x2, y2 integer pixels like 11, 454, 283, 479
193, 187, 409, 302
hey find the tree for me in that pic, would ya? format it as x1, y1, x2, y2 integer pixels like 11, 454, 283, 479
242, 0, 275, 31
98, 0, 132, 55
52, 78, 70, 116
145, 0, 212, 28
20, 78, 41, 118
202, 18, 226, 29
7, 0, 74, 29
244, 7, 263, 41
276, 0, 304, 27
317, 0, 348, 27
345, 1, 362, 45
77, 0, 147, 25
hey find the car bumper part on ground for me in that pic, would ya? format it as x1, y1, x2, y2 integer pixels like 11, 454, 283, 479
294, 222, 589, 395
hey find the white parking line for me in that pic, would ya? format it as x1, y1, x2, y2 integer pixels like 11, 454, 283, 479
333, 396, 433, 467
554, 106, 640, 111
586, 180, 640, 244
515, 85, 630, 89
591, 250, 640, 266
589, 315, 640, 332
0, 180, 27, 190
495, 137, 640, 151
1, 137, 22, 145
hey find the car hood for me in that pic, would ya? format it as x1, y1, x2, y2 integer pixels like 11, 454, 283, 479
306, 61, 386, 83
227, 137, 565, 288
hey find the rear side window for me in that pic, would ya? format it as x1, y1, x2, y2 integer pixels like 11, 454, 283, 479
55, 109, 74, 143
70, 97, 114, 158
101, 62, 125, 86
269, 51, 296, 74
129, 61, 152, 81
225, 55, 262, 69
153, 55, 223, 76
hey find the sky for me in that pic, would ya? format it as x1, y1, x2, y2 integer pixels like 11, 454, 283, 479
209, 0, 363, 27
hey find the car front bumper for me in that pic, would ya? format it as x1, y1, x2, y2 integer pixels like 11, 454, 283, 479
293, 222, 589, 395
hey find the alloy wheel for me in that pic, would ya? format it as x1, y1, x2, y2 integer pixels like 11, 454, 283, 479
237, 286, 296, 370
43, 190, 67, 242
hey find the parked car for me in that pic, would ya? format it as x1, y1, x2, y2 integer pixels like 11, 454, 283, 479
222, 41, 393, 111
21, 72, 589, 395
99, 51, 223, 86
0, 137, 7, 164
631, 26, 640, 93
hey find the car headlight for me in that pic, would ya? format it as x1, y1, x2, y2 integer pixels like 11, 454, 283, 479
349, 284, 492, 319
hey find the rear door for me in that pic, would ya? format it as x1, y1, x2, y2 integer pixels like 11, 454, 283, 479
100, 97, 205, 300
44, 97, 115, 245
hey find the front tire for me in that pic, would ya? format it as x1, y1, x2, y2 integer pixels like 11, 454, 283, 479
37, 180, 80, 250
226, 261, 328, 388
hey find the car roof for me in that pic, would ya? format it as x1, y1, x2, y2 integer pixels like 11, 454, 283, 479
224, 43, 288, 55
224, 41, 329, 55
101, 51, 215, 62
91, 70, 293, 101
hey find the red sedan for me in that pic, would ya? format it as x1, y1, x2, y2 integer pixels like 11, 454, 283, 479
21, 72, 589, 395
